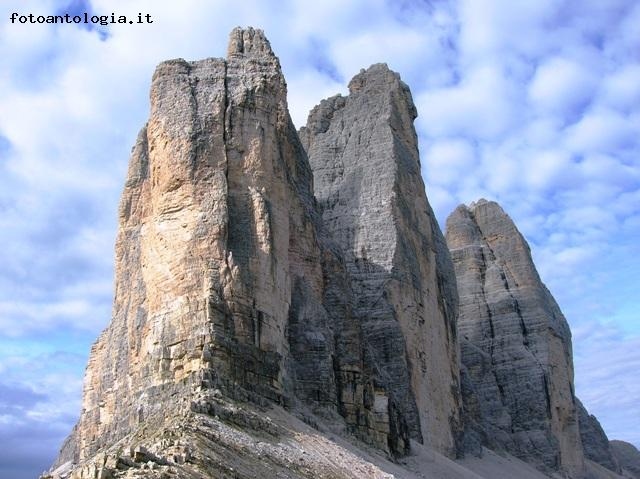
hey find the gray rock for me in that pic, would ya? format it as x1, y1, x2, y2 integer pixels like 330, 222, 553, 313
51, 424, 79, 471
46, 26, 625, 479
301, 64, 463, 457
54, 26, 347, 469
611, 440, 640, 478
577, 398, 620, 473
445, 199, 584, 477
50, 28, 466, 478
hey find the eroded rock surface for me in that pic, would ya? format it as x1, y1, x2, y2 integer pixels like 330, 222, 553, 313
49, 28, 467, 478
46, 25, 628, 479
64, 26, 345, 466
301, 64, 463, 457
445, 199, 584, 477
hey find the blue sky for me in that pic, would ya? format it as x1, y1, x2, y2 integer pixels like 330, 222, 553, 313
1, 0, 638, 477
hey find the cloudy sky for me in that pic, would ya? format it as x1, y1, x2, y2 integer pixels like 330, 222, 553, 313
1, 0, 638, 477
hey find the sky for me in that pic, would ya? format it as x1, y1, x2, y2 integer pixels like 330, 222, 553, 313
0, 0, 638, 477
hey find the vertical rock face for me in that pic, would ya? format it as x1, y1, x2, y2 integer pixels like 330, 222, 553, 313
59, 28, 464, 473
577, 398, 621, 473
300, 64, 463, 457
73, 27, 339, 462
445, 199, 584, 476
51, 26, 625, 479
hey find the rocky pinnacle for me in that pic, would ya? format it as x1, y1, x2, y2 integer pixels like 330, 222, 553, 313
66, 26, 336, 464
445, 199, 584, 477
51, 28, 466, 478
301, 64, 463, 457
46, 27, 628, 479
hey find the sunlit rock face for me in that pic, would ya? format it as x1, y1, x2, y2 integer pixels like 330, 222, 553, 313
48, 25, 625, 479
68, 26, 340, 463
50, 27, 466, 478
446, 199, 585, 477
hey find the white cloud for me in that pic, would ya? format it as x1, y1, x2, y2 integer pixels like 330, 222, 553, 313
0, 298, 105, 336
579, 154, 640, 190
528, 57, 598, 115
599, 64, 640, 111
332, 28, 447, 86
416, 64, 521, 140
457, 0, 560, 62
522, 117, 564, 148
0, 349, 85, 478
602, 1, 640, 61
523, 149, 575, 191
565, 107, 639, 154
286, 70, 345, 129
422, 183, 457, 221
0, 0, 638, 467
423, 138, 477, 186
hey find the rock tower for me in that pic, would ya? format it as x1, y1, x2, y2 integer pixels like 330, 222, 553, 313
446, 200, 584, 476
48, 28, 465, 478
300, 65, 462, 456
46, 27, 633, 479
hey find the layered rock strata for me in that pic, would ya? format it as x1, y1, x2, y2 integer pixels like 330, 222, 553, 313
300, 64, 463, 457
47, 25, 630, 479
445, 199, 584, 477
70, 26, 341, 463
52, 27, 466, 477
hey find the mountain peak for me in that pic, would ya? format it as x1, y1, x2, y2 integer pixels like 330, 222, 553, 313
45, 28, 628, 479
227, 26, 275, 58
446, 198, 584, 476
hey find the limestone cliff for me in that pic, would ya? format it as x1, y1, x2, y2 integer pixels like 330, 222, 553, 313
300, 64, 463, 457
445, 199, 584, 477
62, 26, 346, 469
45, 25, 628, 479
47, 28, 466, 479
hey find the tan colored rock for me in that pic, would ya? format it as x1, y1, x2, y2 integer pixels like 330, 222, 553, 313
51, 27, 430, 477
47, 25, 625, 479
68, 27, 338, 464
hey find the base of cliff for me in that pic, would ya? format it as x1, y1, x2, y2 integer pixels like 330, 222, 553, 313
42, 393, 626, 479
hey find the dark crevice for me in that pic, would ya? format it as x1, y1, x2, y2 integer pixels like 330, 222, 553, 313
478, 246, 496, 341
542, 372, 553, 419
514, 300, 530, 346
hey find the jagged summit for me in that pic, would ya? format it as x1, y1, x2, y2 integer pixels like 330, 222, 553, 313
346, 63, 414, 106
45, 28, 631, 479
301, 60, 461, 456
445, 199, 628, 479
446, 200, 582, 476
46, 28, 466, 479
446, 200, 571, 341
227, 26, 275, 57
50, 25, 320, 473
